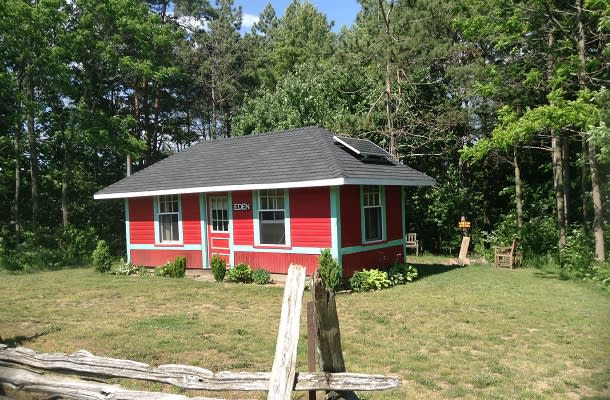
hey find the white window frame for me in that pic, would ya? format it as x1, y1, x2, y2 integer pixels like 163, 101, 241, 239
254, 189, 291, 246
361, 185, 386, 243
154, 194, 183, 244
209, 196, 229, 232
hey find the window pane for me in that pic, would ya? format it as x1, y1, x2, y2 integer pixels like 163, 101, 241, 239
160, 214, 179, 242
260, 222, 285, 245
364, 207, 382, 241
210, 198, 229, 232
260, 210, 284, 221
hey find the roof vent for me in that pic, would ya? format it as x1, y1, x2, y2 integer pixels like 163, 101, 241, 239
332, 135, 393, 164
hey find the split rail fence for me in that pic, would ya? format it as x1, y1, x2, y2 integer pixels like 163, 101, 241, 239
0, 264, 400, 399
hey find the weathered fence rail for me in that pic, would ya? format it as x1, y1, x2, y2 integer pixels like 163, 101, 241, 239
0, 264, 400, 399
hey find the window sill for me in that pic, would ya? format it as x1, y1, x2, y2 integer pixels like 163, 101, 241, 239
155, 243, 184, 247
254, 244, 292, 250
362, 239, 386, 246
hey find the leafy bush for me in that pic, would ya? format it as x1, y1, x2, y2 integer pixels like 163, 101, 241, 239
92, 240, 112, 273
113, 262, 148, 276
317, 248, 342, 291
226, 263, 253, 283
252, 268, 272, 284
210, 254, 226, 282
155, 256, 187, 278
349, 269, 391, 292
389, 264, 418, 284
560, 226, 595, 278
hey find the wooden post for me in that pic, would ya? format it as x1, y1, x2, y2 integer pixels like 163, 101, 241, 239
311, 270, 359, 400
307, 301, 317, 400
267, 264, 306, 400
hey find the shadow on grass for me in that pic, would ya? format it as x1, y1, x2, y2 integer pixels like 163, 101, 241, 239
532, 269, 570, 281
1, 326, 61, 348
410, 263, 461, 279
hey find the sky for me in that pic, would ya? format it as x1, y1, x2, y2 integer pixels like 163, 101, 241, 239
236, 0, 361, 32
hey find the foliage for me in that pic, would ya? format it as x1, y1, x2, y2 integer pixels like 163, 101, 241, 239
92, 240, 112, 273
226, 263, 253, 283
349, 269, 391, 293
388, 264, 419, 285
155, 256, 187, 278
112, 262, 148, 276
252, 268, 272, 285
210, 254, 226, 282
317, 249, 342, 291
560, 226, 595, 279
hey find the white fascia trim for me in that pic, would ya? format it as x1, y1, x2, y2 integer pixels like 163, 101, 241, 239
343, 177, 436, 187
93, 178, 347, 199
94, 177, 436, 200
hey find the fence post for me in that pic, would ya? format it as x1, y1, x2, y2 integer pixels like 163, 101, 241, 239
307, 301, 317, 400
267, 264, 306, 400
311, 270, 359, 400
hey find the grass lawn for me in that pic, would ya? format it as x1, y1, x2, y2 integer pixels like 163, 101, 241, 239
1, 263, 609, 399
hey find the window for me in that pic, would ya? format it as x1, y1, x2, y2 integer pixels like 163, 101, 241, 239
157, 195, 180, 243
258, 189, 287, 245
362, 185, 384, 242
210, 197, 229, 232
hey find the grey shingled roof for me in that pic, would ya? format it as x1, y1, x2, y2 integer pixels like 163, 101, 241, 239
94, 126, 435, 199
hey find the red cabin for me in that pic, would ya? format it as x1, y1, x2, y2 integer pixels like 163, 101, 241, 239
94, 127, 435, 276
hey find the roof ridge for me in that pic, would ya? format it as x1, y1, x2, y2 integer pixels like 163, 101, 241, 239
197, 126, 321, 145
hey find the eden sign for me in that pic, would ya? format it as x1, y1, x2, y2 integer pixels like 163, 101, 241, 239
233, 203, 251, 211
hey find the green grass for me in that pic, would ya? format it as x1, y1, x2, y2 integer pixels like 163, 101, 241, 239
1, 263, 609, 399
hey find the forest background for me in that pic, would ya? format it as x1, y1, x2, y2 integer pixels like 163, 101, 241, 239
0, 0, 608, 281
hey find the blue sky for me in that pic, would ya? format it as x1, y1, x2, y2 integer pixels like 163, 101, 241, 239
236, 0, 361, 32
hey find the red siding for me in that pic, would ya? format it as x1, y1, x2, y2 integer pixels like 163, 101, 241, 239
232, 191, 254, 245
340, 185, 361, 247
290, 187, 331, 248
341, 245, 404, 277
234, 252, 319, 275
130, 249, 203, 269
182, 194, 202, 244
385, 186, 403, 241
129, 197, 155, 244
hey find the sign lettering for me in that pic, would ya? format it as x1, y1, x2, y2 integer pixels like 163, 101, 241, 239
233, 203, 251, 211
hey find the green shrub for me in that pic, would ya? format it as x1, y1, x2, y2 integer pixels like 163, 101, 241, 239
317, 248, 342, 291
226, 263, 253, 283
252, 268, 272, 284
155, 256, 187, 278
349, 269, 391, 292
210, 254, 226, 282
389, 264, 418, 283
172, 256, 187, 277
560, 226, 595, 278
92, 240, 112, 273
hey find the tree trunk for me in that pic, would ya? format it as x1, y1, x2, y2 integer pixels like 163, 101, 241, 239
552, 133, 567, 248
545, 29, 567, 248
575, 0, 605, 260
61, 131, 70, 228
513, 148, 523, 230
587, 141, 605, 260
562, 133, 571, 224
26, 73, 39, 229
14, 119, 21, 248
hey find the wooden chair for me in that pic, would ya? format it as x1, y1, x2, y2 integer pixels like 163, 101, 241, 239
405, 233, 419, 257
494, 239, 522, 269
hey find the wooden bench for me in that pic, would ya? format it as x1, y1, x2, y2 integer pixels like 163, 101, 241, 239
405, 233, 419, 257
494, 239, 522, 269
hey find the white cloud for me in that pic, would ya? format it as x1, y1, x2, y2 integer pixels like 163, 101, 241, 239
242, 13, 260, 29
177, 15, 207, 33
